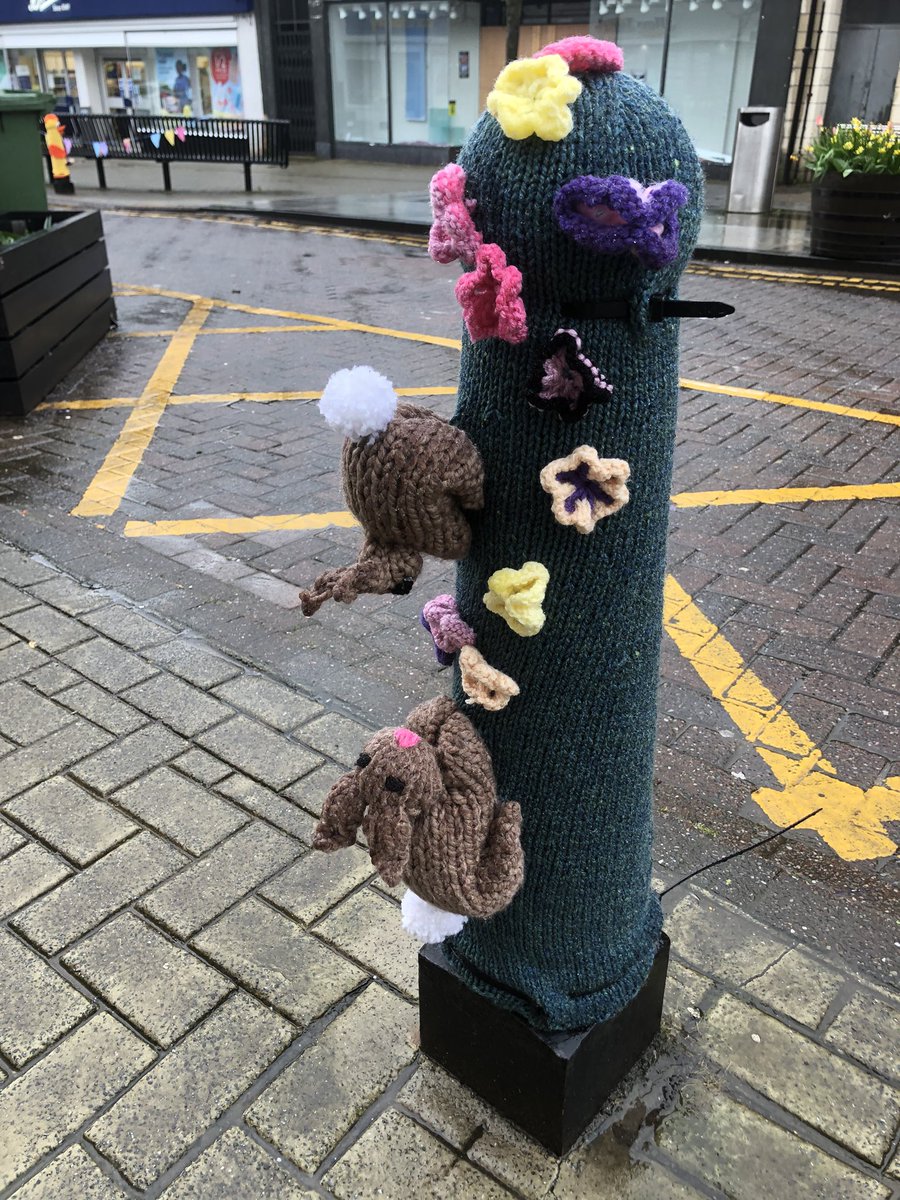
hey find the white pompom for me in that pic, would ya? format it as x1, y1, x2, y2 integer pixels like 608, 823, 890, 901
401, 889, 468, 943
318, 365, 398, 440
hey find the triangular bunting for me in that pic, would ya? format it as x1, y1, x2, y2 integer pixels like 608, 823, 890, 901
63, 137, 73, 154
150, 132, 162, 149
174, 126, 187, 142
163, 129, 176, 147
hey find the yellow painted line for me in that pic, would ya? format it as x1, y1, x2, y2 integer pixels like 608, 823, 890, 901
672, 481, 900, 508
111, 324, 343, 338
663, 575, 899, 861
71, 300, 212, 517
124, 511, 361, 537
686, 262, 900, 293
43, 385, 458, 412
103, 209, 427, 248
681, 377, 900, 428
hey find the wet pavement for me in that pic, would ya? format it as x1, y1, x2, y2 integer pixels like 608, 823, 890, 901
0, 211, 898, 1197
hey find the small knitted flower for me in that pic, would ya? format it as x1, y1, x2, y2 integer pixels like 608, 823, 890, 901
428, 163, 482, 266
533, 36, 623, 75
530, 329, 613, 422
484, 562, 549, 638
420, 594, 476, 666
486, 54, 582, 143
459, 646, 520, 711
540, 448, 630, 534
456, 243, 528, 344
554, 175, 688, 269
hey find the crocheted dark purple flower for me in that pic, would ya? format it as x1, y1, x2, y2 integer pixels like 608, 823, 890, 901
529, 328, 613, 422
553, 175, 688, 269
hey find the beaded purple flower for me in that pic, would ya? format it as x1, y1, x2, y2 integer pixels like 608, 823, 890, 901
529, 328, 613, 423
553, 175, 688, 269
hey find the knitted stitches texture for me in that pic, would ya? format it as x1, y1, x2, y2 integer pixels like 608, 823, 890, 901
313, 696, 524, 917
299, 403, 484, 615
444, 67, 703, 1029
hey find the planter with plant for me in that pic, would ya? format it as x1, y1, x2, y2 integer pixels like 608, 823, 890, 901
803, 118, 900, 262
0, 210, 114, 416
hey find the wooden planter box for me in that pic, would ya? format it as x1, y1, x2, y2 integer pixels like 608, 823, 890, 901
0, 210, 115, 417
810, 172, 900, 264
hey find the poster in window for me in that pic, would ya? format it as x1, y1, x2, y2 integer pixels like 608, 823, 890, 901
156, 49, 193, 115
210, 48, 243, 117
458, 51, 469, 79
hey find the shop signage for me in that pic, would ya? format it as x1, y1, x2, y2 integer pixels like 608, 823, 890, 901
2, 0, 252, 21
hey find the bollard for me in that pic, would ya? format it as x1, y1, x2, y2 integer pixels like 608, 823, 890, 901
43, 113, 75, 195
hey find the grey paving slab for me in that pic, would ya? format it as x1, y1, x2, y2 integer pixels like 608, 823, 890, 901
298, 712, 374, 767
666, 893, 789, 986
143, 639, 243, 688
192, 896, 365, 1026
0, 843, 71, 920
160, 1129, 317, 1200
138, 820, 300, 938
657, 1082, 890, 1200
214, 773, 317, 842
197, 715, 322, 789
260, 843, 373, 926
0, 1013, 155, 1192
246, 983, 417, 1173
0, 579, 40, 618
81, 604, 174, 648
13, 1145, 128, 1200
87, 993, 295, 1189
826, 991, 900, 1081
698, 993, 900, 1164
112, 765, 249, 855
0, 550, 57, 587
743, 947, 845, 1028
28, 576, 111, 616
62, 912, 233, 1048
0, 643, 50, 684
71, 724, 188, 796
55, 680, 149, 735
0, 681, 74, 745
0, 819, 26, 859
1, 605, 93, 654
59, 637, 159, 692
0, 928, 93, 1067
0, 720, 112, 803
24, 662, 82, 696
120, 673, 232, 737
12, 832, 189, 955
173, 747, 233, 785
314, 885, 418, 999
283, 760, 345, 817
212, 674, 322, 731
4, 777, 138, 867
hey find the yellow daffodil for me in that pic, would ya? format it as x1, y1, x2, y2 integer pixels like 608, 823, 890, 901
483, 561, 549, 637
851, 116, 862, 128
843, 140, 854, 150
486, 54, 582, 142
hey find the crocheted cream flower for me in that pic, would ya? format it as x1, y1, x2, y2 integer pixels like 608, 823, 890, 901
486, 54, 582, 142
483, 562, 549, 637
459, 646, 520, 711
540, 447, 630, 534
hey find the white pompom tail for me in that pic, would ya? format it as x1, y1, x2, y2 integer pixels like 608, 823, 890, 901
401, 889, 467, 943
318, 365, 398, 441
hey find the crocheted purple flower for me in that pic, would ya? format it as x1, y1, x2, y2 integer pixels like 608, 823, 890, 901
529, 329, 613, 423
420, 594, 476, 665
553, 175, 688, 269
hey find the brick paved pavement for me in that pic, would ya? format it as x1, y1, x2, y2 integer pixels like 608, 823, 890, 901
0, 213, 898, 1195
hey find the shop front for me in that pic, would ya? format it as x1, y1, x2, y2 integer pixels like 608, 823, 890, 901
0, 0, 264, 119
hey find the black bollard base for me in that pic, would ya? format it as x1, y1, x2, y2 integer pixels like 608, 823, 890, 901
418, 934, 669, 1156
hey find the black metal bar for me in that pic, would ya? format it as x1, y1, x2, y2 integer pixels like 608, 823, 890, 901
96, 158, 106, 189
244, 161, 252, 191
162, 160, 172, 191
658, 0, 676, 96
783, 0, 819, 184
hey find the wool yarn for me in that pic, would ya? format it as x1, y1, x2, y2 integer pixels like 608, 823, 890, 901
435, 41, 703, 1029
299, 400, 484, 615
313, 696, 524, 920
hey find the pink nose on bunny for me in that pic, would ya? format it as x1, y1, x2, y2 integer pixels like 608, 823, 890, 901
394, 727, 421, 748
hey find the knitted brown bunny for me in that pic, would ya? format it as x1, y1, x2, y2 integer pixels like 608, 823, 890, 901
313, 696, 523, 934
299, 368, 484, 616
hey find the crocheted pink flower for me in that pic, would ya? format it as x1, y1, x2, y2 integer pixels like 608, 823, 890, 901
428, 163, 482, 266
420, 594, 476, 665
456, 243, 528, 345
534, 37, 623, 76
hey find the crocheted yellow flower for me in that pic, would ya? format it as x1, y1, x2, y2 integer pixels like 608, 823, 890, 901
484, 561, 549, 637
486, 55, 582, 143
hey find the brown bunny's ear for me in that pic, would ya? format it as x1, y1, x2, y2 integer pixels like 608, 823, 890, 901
313, 769, 367, 851
366, 801, 414, 888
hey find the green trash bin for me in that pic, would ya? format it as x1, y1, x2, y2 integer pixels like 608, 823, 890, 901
0, 91, 55, 212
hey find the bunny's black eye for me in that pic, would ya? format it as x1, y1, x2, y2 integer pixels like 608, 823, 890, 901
384, 776, 405, 793
356, 753, 372, 768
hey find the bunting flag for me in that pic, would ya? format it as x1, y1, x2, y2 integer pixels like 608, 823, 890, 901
150, 132, 162, 149
175, 126, 187, 142
63, 137, 73, 155
123, 137, 133, 154
92, 141, 109, 158
163, 129, 176, 147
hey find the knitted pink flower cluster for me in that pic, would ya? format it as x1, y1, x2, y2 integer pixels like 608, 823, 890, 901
421, 593, 476, 665
428, 163, 482, 266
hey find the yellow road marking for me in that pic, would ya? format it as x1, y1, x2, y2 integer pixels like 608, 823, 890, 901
124, 511, 361, 537
71, 300, 211, 517
681, 377, 900, 428
111, 324, 343, 337
45, 385, 459, 412
687, 262, 900, 293
663, 576, 899, 861
672, 481, 900, 508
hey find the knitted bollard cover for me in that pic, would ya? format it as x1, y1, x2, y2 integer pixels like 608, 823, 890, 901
439, 45, 704, 1029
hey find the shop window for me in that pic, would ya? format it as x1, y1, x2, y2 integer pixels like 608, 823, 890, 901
2, 50, 41, 92
329, 3, 391, 142
594, 4, 665, 89
41, 50, 79, 111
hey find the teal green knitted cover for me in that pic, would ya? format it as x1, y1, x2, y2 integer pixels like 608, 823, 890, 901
445, 69, 703, 1030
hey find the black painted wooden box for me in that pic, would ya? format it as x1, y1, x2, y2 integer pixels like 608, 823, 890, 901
0, 210, 115, 417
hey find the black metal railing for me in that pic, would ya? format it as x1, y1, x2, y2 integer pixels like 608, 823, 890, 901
44, 113, 291, 192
